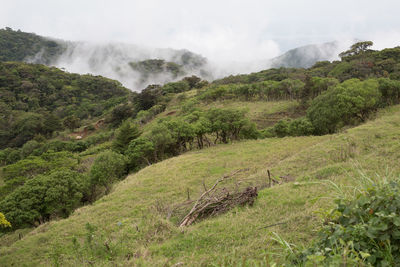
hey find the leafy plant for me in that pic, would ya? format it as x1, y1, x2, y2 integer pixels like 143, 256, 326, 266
295, 174, 400, 266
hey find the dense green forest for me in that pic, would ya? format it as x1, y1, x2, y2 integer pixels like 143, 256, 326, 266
0, 27, 65, 63
1, 37, 400, 266
0, 61, 131, 148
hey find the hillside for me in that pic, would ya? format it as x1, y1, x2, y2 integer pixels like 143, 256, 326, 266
1, 104, 400, 266
0, 61, 131, 148
1, 42, 400, 265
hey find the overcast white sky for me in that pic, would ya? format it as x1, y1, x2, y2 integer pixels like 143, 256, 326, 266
1, 0, 400, 62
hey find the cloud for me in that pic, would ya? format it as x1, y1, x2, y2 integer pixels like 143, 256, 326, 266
2, 0, 400, 59
1, 0, 400, 87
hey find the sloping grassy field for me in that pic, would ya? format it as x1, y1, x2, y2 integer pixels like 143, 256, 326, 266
1, 105, 400, 266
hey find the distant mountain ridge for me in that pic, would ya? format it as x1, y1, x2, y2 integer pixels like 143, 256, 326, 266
269, 41, 348, 68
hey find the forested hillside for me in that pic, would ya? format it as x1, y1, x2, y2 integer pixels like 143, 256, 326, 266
1, 41, 400, 266
0, 61, 131, 148
0, 27, 65, 63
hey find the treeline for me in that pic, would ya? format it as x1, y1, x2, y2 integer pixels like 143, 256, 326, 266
114, 107, 258, 171
214, 42, 400, 84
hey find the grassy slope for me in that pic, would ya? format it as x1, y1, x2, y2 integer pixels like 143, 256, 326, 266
1, 105, 400, 266
147, 90, 301, 131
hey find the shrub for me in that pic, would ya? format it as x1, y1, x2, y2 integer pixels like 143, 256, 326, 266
296, 176, 400, 266
307, 79, 381, 134
21, 140, 42, 158
89, 150, 127, 194
126, 137, 155, 170
288, 117, 314, 136
378, 78, 400, 106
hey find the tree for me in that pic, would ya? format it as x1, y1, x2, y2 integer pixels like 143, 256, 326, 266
339, 41, 374, 59
112, 121, 141, 154
0, 169, 86, 229
307, 79, 381, 134
108, 104, 135, 127
62, 115, 81, 132
11, 113, 45, 147
89, 151, 127, 194
136, 84, 162, 111
127, 137, 155, 169
206, 108, 250, 143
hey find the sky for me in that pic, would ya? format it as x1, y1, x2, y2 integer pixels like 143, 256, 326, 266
1, 0, 400, 62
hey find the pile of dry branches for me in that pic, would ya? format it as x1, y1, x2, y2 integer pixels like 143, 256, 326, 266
179, 169, 258, 227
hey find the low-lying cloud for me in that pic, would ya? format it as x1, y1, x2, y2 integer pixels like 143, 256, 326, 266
2, 0, 400, 90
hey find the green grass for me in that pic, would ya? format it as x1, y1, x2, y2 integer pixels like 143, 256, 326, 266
1, 105, 400, 266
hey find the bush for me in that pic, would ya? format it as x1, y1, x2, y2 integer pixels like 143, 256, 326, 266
307, 79, 381, 134
296, 176, 400, 266
126, 137, 155, 171
89, 151, 127, 194
0, 169, 87, 229
269, 117, 314, 138
21, 140, 42, 158
378, 78, 400, 106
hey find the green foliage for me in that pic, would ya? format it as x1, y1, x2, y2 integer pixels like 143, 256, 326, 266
0, 212, 11, 229
0, 169, 87, 229
206, 108, 256, 143
129, 59, 185, 80
307, 79, 381, 134
162, 80, 190, 94
270, 117, 314, 137
106, 104, 135, 127
135, 104, 166, 124
296, 176, 400, 266
0, 27, 64, 63
0, 61, 131, 149
126, 137, 155, 170
62, 115, 81, 132
378, 78, 400, 106
89, 151, 127, 193
112, 121, 141, 154
0, 151, 78, 197
339, 41, 374, 59
135, 84, 163, 111
127, 108, 257, 171
20, 140, 42, 158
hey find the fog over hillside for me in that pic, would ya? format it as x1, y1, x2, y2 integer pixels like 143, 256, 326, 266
25, 39, 211, 91
25, 36, 354, 91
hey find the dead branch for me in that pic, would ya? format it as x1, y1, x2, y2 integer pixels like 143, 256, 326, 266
179, 169, 253, 227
